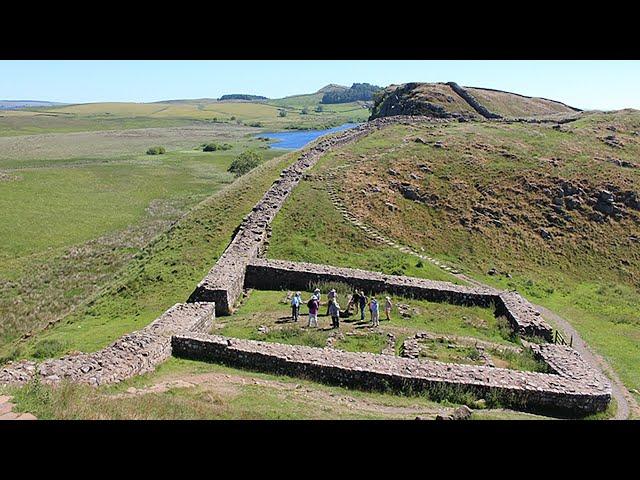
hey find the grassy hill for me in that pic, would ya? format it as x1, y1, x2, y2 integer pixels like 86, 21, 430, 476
465, 87, 580, 117
370, 82, 580, 120
283, 111, 640, 399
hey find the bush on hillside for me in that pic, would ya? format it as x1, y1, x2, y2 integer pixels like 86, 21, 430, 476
202, 142, 232, 152
278, 109, 288, 117
315, 105, 324, 113
228, 150, 263, 177
301, 106, 309, 115
146, 146, 166, 155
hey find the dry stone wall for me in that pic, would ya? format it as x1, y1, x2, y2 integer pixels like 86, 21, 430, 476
446, 82, 502, 120
245, 258, 553, 340
172, 333, 611, 416
0, 302, 214, 387
187, 116, 443, 315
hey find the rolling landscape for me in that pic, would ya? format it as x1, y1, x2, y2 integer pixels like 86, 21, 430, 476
0, 75, 638, 421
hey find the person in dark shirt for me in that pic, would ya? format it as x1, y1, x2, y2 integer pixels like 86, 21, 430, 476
358, 290, 367, 321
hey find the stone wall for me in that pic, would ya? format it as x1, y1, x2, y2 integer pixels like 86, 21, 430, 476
171, 333, 611, 416
0, 302, 215, 387
187, 116, 444, 316
245, 258, 553, 341
446, 82, 502, 120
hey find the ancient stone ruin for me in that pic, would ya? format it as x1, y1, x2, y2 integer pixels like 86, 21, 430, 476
0, 302, 214, 386
0, 116, 613, 417
171, 332, 610, 416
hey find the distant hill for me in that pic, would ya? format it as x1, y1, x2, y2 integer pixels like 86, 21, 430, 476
0, 100, 67, 110
320, 83, 382, 104
268, 84, 376, 109
317, 84, 349, 94
369, 82, 580, 120
219, 94, 268, 101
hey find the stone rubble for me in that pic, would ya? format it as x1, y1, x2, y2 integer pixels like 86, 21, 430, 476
0, 395, 37, 420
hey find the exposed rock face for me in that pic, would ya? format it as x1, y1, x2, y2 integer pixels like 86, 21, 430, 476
172, 333, 611, 416
601, 134, 624, 148
369, 83, 476, 121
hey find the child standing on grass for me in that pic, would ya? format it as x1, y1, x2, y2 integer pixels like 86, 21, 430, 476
369, 297, 380, 327
384, 296, 393, 321
307, 295, 319, 328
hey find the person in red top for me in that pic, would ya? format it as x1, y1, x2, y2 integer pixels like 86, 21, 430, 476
307, 295, 319, 327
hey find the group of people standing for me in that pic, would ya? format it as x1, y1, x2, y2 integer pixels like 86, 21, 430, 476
289, 288, 393, 329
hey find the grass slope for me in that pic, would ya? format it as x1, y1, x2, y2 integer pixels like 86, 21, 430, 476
0, 98, 369, 137
0, 146, 296, 361
313, 116, 640, 399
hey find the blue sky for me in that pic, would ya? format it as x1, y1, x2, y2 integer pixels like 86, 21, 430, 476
1, 60, 638, 110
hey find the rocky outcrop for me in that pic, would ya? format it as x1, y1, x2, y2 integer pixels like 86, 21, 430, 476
369, 83, 475, 121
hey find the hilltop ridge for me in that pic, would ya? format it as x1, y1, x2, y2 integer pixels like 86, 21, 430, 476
369, 82, 580, 121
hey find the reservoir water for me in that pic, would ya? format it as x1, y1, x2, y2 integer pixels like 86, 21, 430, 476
257, 123, 359, 150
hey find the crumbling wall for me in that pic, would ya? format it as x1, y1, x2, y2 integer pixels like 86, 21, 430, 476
0, 302, 215, 387
245, 258, 553, 340
446, 82, 502, 119
172, 333, 611, 416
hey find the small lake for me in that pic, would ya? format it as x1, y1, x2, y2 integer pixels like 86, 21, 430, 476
256, 123, 360, 150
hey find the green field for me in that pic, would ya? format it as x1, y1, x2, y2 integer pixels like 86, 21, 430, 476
0, 124, 290, 357
1, 88, 636, 419
0, 96, 369, 137
215, 288, 546, 373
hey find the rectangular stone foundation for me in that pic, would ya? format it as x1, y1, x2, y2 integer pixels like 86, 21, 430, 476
172, 333, 611, 417
245, 258, 553, 341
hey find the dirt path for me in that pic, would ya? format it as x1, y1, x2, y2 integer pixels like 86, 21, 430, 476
454, 270, 636, 419
530, 304, 636, 420
325, 173, 637, 419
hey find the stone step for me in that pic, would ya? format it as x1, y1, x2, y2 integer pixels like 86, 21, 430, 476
0, 412, 20, 420
16, 413, 37, 420
0, 402, 14, 415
